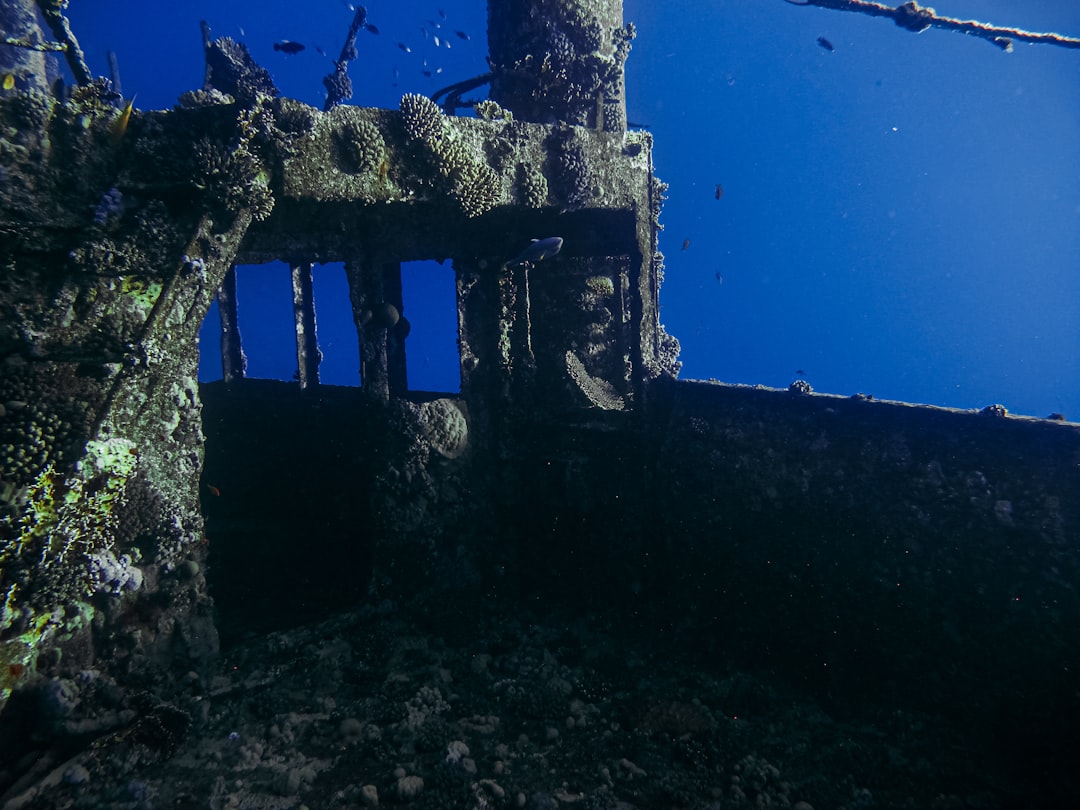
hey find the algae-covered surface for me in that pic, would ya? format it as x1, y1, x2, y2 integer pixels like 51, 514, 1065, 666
0, 600, 1032, 810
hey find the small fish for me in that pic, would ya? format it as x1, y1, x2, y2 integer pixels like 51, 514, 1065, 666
817, 36, 835, 52
364, 22, 380, 35
397, 42, 411, 53
511, 237, 564, 266
206, 484, 221, 497
2, 73, 14, 91
274, 40, 305, 54
110, 95, 135, 141
422, 70, 433, 77
434, 35, 441, 47
795, 369, 805, 376
438, 8, 447, 20
681, 239, 690, 251
455, 30, 470, 41
341, 0, 356, 10
315, 45, 327, 57
714, 183, 723, 200
714, 272, 723, 284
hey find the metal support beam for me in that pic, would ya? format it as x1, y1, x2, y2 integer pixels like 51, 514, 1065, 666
291, 261, 321, 389
217, 265, 246, 383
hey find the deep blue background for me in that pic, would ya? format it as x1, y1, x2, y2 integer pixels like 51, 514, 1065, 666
64, 1, 1080, 415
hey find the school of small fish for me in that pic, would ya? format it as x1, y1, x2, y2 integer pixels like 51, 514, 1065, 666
271, 3, 473, 84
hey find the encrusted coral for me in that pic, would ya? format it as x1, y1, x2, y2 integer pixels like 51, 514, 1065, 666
416, 399, 469, 460
270, 97, 317, 136
175, 89, 235, 110
338, 117, 386, 174
656, 323, 681, 379
399, 93, 502, 218
0, 372, 92, 503
581, 20, 606, 53
555, 140, 592, 208
585, 275, 615, 297
449, 161, 501, 219
204, 36, 278, 105
474, 100, 513, 122
566, 351, 624, 411
400, 93, 444, 144
192, 135, 274, 222
517, 164, 549, 209
600, 99, 624, 133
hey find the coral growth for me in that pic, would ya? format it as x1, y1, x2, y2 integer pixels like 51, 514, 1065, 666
337, 116, 386, 174
399, 93, 502, 218
517, 163, 549, 209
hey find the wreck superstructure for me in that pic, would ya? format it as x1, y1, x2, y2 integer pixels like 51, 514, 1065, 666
1, 0, 1079, 803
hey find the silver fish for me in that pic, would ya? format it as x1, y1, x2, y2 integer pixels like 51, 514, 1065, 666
511, 237, 563, 265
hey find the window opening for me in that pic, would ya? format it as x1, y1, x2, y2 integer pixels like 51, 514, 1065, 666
198, 262, 299, 383
400, 260, 460, 394
233, 262, 297, 381
197, 298, 223, 383
312, 262, 361, 387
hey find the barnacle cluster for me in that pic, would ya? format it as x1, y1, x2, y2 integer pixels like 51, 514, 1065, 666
517, 163, 548, 209
399, 93, 501, 218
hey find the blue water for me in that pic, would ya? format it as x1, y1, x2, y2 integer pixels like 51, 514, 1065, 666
68, 0, 1080, 415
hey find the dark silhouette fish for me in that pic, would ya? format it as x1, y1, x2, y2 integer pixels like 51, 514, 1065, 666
364, 23, 380, 35
455, 30, 470, 41
274, 40, 305, 54
817, 36, 835, 52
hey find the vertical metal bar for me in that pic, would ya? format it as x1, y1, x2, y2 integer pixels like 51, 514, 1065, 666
346, 258, 389, 401
217, 265, 246, 383
381, 262, 408, 397
291, 261, 321, 389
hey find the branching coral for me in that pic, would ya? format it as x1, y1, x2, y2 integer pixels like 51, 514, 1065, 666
517, 164, 549, 209
399, 93, 502, 218
400, 93, 444, 143
337, 116, 386, 174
